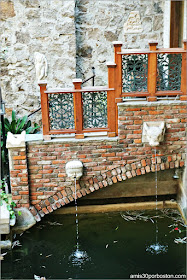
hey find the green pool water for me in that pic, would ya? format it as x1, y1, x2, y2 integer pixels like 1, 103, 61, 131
1, 209, 186, 279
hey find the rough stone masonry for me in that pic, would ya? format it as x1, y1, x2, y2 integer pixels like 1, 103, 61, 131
0, 0, 164, 122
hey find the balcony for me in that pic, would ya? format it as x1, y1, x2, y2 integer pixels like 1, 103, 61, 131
39, 40, 186, 139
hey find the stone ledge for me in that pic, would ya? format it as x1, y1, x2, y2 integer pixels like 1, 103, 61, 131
27, 135, 119, 145
117, 100, 186, 107
51, 201, 178, 215
25, 134, 43, 142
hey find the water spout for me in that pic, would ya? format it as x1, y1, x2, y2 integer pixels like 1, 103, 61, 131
65, 160, 83, 180
142, 121, 166, 146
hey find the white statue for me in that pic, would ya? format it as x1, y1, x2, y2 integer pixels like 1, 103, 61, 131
34, 52, 48, 81
142, 122, 166, 146
65, 160, 83, 180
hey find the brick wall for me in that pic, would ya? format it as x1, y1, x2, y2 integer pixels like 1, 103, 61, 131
8, 100, 186, 222
8, 148, 30, 208
118, 101, 186, 159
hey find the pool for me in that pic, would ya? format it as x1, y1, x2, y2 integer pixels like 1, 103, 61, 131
1, 209, 186, 279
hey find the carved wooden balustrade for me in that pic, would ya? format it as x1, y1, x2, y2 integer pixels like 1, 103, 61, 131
39, 40, 186, 138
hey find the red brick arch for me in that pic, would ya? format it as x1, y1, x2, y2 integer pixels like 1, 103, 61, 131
29, 154, 185, 222
7, 101, 186, 222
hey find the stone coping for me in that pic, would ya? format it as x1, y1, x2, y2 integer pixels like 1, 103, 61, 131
26, 135, 118, 145
6, 132, 118, 146
117, 100, 186, 107
25, 134, 43, 142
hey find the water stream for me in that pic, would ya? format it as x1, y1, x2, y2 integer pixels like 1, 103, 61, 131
146, 149, 168, 255
155, 147, 159, 244
69, 176, 90, 266
74, 175, 79, 250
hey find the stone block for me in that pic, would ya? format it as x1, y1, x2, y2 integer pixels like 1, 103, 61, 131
0, 1, 15, 20
6, 131, 26, 149
0, 201, 10, 224
0, 240, 12, 249
123, 11, 143, 34
0, 223, 10, 234
13, 207, 36, 233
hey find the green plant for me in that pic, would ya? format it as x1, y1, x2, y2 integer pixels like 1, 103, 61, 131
3, 110, 40, 137
1, 110, 40, 179
0, 179, 21, 219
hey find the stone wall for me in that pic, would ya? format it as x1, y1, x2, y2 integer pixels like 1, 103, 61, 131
6, 100, 186, 221
75, 0, 164, 84
1, 0, 165, 121
0, 0, 76, 120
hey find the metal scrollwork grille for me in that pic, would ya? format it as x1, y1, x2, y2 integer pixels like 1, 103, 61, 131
82, 91, 107, 128
122, 54, 148, 92
49, 93, 74, 130
157, 53, 182, 91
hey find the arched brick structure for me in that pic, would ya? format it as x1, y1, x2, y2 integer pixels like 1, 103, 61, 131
29, 155, 185, 222
7, 100, 186, 223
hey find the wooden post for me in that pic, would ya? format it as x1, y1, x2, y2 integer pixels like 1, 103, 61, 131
73, 79, 84, 139
107, 62, 117, 137
113, 41, 123, 135
147, 41, 158, 102
39, 81, 50, 137
113, 41, 123, 104
180, 39, 187, 101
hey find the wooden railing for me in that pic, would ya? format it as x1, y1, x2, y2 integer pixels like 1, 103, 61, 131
39, 80, 116, 138
39, 39, 186, 138
112, 39, 187, 102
